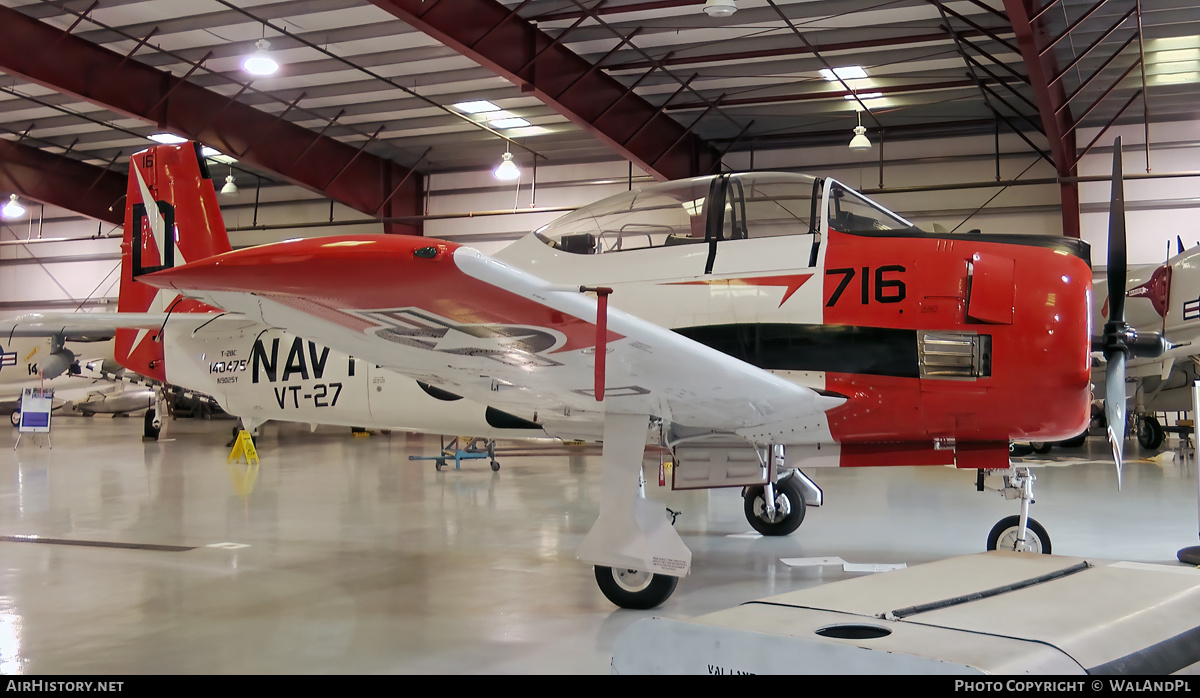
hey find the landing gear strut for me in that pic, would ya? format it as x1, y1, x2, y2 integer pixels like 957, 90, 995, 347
982, 466, 1051, 553
578, 413, 690, 610
143, 386, 166, 440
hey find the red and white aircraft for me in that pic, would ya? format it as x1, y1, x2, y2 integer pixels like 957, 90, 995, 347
2, 141, 1160, 608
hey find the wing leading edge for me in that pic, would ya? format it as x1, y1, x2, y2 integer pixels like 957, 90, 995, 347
0, 312, 172, 342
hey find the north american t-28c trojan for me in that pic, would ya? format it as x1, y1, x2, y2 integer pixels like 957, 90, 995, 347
2, 140, 1161, 608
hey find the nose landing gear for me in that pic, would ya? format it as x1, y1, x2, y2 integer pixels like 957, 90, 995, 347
981, 466, 1051, 554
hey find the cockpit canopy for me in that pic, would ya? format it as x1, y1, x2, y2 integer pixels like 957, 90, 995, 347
534, 172, 917, 254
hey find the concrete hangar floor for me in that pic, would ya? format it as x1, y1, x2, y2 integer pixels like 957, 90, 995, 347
0, 415, 1194, 674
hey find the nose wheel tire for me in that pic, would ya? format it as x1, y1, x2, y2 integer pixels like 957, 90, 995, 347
9, 410, 18, 427
743, 476, 806, 536
594, 566, 679, 610
986, 515, 1051, 554
1009, 442, 1034, 457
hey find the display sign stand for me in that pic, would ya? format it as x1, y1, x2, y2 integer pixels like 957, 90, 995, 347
13, 387, 53, 450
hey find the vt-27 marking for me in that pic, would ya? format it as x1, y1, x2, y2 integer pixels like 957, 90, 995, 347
248, 336, 355, 410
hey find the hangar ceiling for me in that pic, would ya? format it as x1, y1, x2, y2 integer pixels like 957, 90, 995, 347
0, 0, 1196, 232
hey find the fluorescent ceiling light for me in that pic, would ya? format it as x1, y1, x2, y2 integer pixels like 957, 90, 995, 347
505, 126, 550, 137
489, 118, 530, 129
1155, 72, 1199, 84
1150, 35, 1200, 50
149, 133, 188, 144
820, 66, 868, 81
201, 146, 222, 158
844, 93, 883, 100
1156, 48, 1200, 63
453, 100, 500, 114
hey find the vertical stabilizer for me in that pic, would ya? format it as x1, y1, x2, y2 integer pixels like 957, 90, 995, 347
116, 142, 230, 381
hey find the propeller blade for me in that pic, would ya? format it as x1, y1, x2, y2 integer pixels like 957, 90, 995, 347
1107, 136, 1127, 324
1105, 352, 1126, 491
1178, 235, 1185, 256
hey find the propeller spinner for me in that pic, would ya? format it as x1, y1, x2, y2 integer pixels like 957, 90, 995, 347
1095, 136, 1168, 489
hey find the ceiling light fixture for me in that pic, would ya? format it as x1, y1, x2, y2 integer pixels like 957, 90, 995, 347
453, 100, 501, 114
149, 133, 188, 145
494, 150, 520, 181
703, 0, 737, 17
849, 111, 871, 152
242, 38, 279, 76
489, 117, 531, 129
2, 194, 26, 219
220, 171, 239, 197
820, 66, 868, 81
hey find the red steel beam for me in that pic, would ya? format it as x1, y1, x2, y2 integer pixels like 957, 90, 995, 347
0, 138, 125, 226
0, 5, 421, 235
368, 0, 720, 181
1004, 0, 1080, 238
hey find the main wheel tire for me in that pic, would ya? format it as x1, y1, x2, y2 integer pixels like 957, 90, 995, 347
986, 515, 1051, 554
1031, 442, 1052, 454
743, 476, 806, 536
593, 566, 679, 609
1009, 442, 1034, 457
143, 409, 160, 440
9, 410, 18, 427
1137, 415, 1164, 450
1058, 431, 1088, 449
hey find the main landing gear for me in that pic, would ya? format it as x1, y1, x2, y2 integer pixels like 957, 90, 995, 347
979, 466, 1051, 554
578, 413, 691, 610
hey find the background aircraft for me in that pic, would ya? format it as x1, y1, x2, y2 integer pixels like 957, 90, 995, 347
1, 141, 1158, 609
0, 336, 118, 426
1091, 238, 1200, 449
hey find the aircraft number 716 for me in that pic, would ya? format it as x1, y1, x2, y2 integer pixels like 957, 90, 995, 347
825, 265, 907, 306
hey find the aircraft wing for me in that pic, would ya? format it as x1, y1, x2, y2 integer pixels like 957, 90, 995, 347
146, 237, 845, 439
0, 312, 171, 342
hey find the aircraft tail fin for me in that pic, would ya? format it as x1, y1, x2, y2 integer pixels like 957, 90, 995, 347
116, 142, 231, 381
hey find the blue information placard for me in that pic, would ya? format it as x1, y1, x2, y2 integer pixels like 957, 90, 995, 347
18, 388, 53, 434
